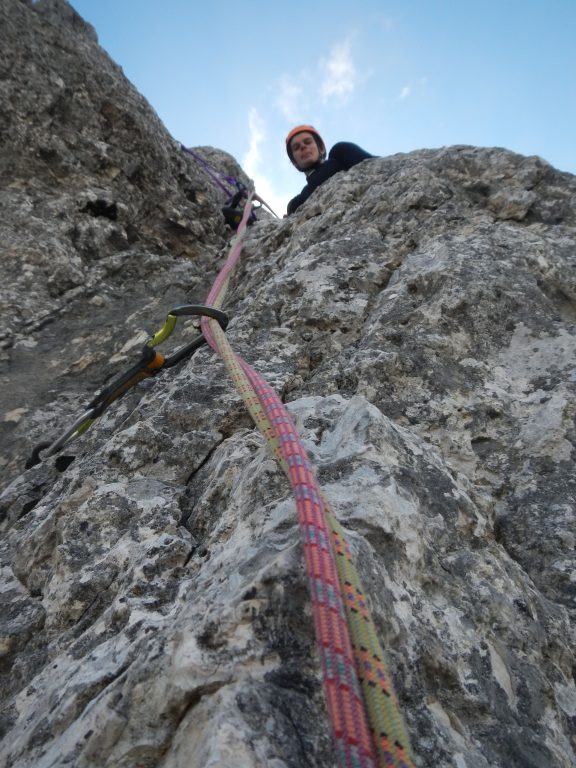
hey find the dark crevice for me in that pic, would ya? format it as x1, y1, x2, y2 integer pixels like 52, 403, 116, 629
284, 704, 315, 768
20, 498, 40, 517
54, 454, 76, 472
184, 438, 225, 486
171, 680, 228, 735
81, 199, 118, 220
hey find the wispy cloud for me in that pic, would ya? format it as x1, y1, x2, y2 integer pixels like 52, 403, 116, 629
275, 75, 303, 122
243, 107, 265, 178
242, 107, 290, 217
320, 40, 357, 103
398, 77, 429, 101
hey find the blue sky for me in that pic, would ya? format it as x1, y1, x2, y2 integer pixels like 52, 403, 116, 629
68, 0, 575, 215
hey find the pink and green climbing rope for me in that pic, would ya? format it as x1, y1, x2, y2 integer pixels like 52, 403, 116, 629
200, 197, 415, 768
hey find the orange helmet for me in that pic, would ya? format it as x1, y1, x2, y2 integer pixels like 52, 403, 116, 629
285, 125, 326, 165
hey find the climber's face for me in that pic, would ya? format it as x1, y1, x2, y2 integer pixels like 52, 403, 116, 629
290, 132, 321, 171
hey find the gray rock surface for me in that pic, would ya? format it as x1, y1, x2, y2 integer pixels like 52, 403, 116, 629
1, 1, 575, 767
0, 0, 250, 486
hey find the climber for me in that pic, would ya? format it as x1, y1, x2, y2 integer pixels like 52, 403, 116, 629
285, 125, 374, 215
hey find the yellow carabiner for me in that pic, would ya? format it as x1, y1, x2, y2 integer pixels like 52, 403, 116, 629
146, 313, 178, 348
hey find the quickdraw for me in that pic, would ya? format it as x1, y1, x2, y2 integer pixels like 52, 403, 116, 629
26, 304, 228, 468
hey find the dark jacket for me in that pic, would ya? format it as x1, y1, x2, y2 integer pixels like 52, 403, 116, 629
287, 141, 373, 214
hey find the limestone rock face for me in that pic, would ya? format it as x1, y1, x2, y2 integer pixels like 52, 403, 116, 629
1, 2, 576, 768
0, 0, 249, 486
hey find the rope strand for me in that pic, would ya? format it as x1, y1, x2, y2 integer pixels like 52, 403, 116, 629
200, 197, 415, 767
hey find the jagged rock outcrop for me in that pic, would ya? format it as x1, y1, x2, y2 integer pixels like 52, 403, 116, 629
1, 2, 575, 767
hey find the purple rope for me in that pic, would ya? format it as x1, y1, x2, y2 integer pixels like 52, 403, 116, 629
181, 145, 239, 197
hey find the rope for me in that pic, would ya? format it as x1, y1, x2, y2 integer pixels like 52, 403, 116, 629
324, 505, 414, 768
199, 197, 415, 767
181, 145, 238, 197
182, 144, 279, 219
